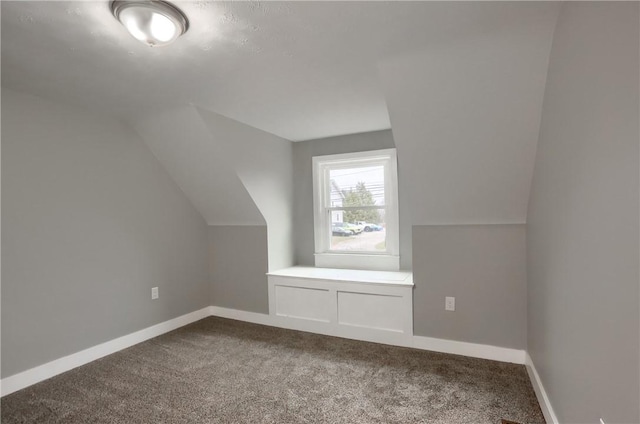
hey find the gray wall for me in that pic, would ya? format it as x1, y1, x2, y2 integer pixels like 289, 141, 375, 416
372, 11, 557, 351
412, 225, 526, 348
135, 106, 294, 315
293, 130, 526, 349
197, 108, 294, 272
527, 2, 639, 423
208, 225, 269, 314
1, 89, 210, 378
292, 130, 412, 268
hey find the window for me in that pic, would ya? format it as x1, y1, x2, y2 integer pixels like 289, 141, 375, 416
312, 149, 399, 271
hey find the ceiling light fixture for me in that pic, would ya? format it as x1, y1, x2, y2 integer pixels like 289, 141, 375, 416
110, 0, 189, 47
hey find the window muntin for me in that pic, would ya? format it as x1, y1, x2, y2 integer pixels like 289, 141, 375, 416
313, 149, 399, 270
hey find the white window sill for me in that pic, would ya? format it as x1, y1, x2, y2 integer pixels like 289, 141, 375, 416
314, 252, 400, 271
267, 266, 413, 287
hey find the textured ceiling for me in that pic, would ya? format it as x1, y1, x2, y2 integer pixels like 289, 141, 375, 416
2, 1, 556, 141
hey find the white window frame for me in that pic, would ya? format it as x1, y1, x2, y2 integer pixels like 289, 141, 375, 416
312, 148, 400, 271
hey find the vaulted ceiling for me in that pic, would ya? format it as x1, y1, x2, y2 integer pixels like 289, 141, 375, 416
2, 1, 562, 227
2, 1, 557, 141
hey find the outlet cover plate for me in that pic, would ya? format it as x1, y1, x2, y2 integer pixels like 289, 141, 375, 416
445, 296, 455, 311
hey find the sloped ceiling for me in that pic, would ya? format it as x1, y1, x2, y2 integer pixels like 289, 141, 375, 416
2, 1, 561, 226
133, 106, 265, 226
134, 105, 294, 270
3, 1, 558, 142
379, 5, 560, 224
195, 107, 294, 270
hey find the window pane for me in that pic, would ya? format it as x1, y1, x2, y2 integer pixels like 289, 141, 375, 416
331, 209, 386, 252
329, 166, 385, 208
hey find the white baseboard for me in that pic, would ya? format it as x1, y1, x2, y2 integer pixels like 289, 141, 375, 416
526, 353, 559, 424
209, 306, 525, 364
1, 305, 529, 398
208, 306, 273, 326
412, 335, 526, 364
0, 307, 210, 397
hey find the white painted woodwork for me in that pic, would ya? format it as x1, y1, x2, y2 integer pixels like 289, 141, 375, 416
274, 285, 331, 322
267, 267, 413, 346
1, 308, 212, 397
3, 304, 526, 397
337, 291, 405, 332
312, 149, 400, 272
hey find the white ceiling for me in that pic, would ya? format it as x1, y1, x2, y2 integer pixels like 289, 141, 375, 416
2, 1, 557, 141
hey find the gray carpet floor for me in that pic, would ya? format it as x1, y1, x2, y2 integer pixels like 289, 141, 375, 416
1, 317, 545, 423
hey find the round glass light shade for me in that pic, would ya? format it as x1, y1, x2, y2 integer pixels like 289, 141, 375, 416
111, 1, 189, 47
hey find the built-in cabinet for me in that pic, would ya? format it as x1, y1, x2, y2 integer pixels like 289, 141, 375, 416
267, 267, 414, 346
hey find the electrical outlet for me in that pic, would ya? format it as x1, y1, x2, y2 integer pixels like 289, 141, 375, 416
151, 287, 159, 300
445, 296, 455, 311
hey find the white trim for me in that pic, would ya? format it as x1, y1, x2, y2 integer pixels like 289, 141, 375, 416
413, 222, 527, 226
267, 266, 413, 287
267, 272, 414, 347
526, 353, 559, 424
312, 148, 400, 271
412, 335, 525, 364
208, 307, 396, 347
314, 253, 399, 271
2, 305, 530, 399
0, 307, 210, 397
206, 222, 266, 226
208, 306, 273, 326
209, 306, 524, 365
